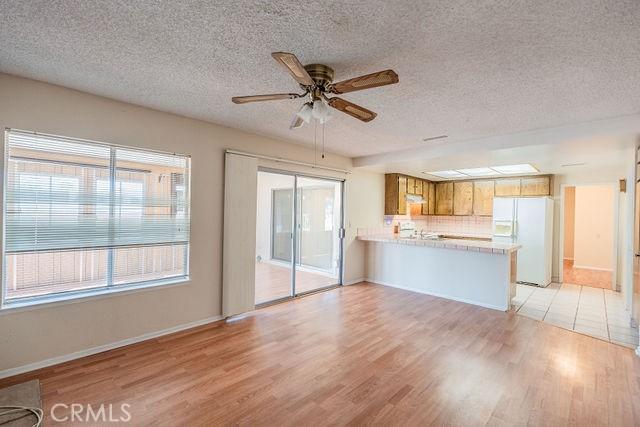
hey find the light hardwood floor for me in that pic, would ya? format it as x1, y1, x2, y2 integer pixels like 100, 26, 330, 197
254, 261, 337, 304
2, 283, 639, 426
563, 259, 613, 289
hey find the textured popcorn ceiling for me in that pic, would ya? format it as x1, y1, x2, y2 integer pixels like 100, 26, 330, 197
1, 1, 639, 157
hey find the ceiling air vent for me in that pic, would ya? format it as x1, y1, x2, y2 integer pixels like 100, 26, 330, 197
422, 135, 448, 142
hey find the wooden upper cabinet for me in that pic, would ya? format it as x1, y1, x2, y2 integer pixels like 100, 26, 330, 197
495, 178, 521, 196
407, 177, 416, 194
385, 173, 408, 215
473, 180, 494, 216
385, 173, 552, 217
428, 182, 436, 215
521, 176, 550, 196
435, 182, 454, 215
414, 179, 423, 195
453, 181, 473, 215
397, 175, 407, 215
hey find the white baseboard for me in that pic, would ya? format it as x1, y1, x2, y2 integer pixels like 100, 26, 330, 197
343, 277, 366, 286
365, 278, 507, 311
572, 264, 613, 272
563, 257, 574, 261
0, 315, 224, 380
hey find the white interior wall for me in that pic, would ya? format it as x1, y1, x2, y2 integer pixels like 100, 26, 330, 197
563, 187, 575, 260
573, 185, 615, 271
344, 170, 385, 283
0, 73, 385, 374
554, 161, 634, 298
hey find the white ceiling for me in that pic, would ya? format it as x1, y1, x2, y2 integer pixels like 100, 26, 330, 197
1, 1, 640, 158
361, 132, 636, 180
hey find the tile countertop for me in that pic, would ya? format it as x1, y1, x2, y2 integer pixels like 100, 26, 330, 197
357, 234, 521, 254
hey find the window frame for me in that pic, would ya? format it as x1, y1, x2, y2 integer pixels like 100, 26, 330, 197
1, 128, 192, 310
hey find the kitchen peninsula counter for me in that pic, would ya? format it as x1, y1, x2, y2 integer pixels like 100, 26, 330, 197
357, 234, 521, 254
358, 234, 519, 311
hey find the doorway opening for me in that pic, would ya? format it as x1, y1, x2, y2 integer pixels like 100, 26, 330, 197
254, 170, 343, 305
562, 185, 616, 290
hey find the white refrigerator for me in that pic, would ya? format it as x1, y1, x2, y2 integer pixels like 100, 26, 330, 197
492, 197, 554, 287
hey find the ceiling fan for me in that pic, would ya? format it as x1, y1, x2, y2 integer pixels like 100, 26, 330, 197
232, 52, 399, 129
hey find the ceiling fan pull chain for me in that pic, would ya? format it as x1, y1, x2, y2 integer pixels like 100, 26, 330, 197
314, 119, 318, 166
321, 122, 324, 159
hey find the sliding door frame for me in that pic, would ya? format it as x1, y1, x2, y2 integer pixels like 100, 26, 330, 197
257, 167, 345, 304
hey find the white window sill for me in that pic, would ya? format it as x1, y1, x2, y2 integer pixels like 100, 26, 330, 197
0, 277, 191, 314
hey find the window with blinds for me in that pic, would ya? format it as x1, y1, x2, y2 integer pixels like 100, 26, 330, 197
2, 129, 191, 305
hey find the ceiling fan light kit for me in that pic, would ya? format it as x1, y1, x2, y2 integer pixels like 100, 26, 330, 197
232, 52, 398, 129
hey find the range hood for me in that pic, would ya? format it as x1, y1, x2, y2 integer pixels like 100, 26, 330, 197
405, 194, 425, 204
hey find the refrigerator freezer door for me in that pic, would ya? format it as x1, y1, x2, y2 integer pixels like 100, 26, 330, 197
493, 198, 515, 237
492, 197, 515, 221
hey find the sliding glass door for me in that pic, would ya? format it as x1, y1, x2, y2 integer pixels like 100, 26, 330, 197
295, 177, 342, 294
254, 170, 343, 305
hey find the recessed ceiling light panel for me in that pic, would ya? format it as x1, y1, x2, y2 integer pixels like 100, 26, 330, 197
423, 170, 468, 179
491, 164, 538, 174
456, 167, 496, 177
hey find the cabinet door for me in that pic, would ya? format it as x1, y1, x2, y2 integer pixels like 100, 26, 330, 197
428, 182, 436, 214
407, 177, 416, 194
495, 178, 521, 196
435, 182, 454, 215
384, 174, 399, 215
521, 176, 550, 196
398, 175, 408, 215
453, 181, 473, 215
473, 180, 494, 216
421, 180, 430, 215
414, 179, 423, 195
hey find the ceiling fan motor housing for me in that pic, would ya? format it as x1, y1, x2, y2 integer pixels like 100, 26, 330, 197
303, 64, 335, 89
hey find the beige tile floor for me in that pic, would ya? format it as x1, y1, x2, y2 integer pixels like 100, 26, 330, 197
513, 283, 639, 348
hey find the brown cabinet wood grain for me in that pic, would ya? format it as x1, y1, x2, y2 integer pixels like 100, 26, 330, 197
386, 174, 551, 216
384, 174, 398, 215
435, 182, 454, 215
407, 177, 416, 194
428, 182, 436, 215
453, 181, 473, 215
420, 179, 429, 215
385, 173, 409, 215
521, 176, 550, 196
495, 178, 521, 196
473, 180, 494, 216
398, 175, 407, 215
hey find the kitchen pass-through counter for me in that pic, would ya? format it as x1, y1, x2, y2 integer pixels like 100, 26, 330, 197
358, 233, 521, 311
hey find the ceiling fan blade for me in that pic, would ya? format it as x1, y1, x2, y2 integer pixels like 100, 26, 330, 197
329, 69, 399, 94
271, 52, 315, 86
232, 93, 300, 104
326, 97, 377, 122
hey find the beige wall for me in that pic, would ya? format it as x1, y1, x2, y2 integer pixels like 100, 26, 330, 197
0, 73, 384, 372
563, 186, 575, 260
574, 185, 615, 270
553, 161, 635, 295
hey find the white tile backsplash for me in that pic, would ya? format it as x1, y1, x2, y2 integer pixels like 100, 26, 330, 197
377, 215, 493, 237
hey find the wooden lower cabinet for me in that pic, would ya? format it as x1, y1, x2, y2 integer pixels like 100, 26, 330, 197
435, 182, 454, 215
453, 181, 473, 215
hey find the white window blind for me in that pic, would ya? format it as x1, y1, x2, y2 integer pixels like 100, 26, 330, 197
3, 130, 191, 304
